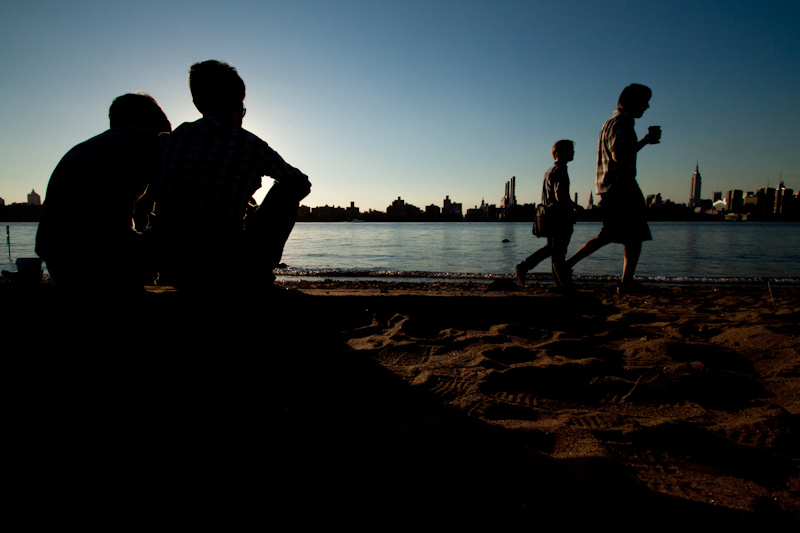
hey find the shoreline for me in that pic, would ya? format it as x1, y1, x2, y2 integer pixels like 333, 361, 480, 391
3, 271, 800, 289
274, 273, 800, 286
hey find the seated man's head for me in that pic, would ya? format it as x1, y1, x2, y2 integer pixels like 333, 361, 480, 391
109, 93, 171, 134
189, 60, 246, 123
618, 84, 652, 118
552, 139, 575, 162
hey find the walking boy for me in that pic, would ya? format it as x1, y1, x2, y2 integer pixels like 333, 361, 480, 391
516, 140, 580, 290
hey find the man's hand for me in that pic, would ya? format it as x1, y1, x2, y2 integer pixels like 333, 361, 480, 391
644, 125, 661, 144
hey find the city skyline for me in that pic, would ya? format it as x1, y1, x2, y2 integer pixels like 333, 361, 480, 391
297, 171, 796, 218
2, 167, 794, 215
1, 1, 798, 212
290, 167, 794, 214
4, 174, 795, 223
3, 160, 794, 211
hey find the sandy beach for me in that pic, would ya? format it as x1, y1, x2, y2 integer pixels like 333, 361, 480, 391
6, 278, 799, 527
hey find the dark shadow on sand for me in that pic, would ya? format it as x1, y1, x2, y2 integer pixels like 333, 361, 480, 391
6, 283, 798, 528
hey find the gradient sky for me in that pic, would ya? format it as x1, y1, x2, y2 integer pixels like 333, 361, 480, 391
1, 0, 798, 212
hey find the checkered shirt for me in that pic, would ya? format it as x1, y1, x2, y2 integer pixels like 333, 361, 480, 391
596, 109, 637, 195
155, 117, 309, 261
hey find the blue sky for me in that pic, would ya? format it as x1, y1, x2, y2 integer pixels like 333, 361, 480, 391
1, 0, 798, 212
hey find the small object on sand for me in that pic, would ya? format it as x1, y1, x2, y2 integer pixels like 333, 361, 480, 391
502, 239, 511, 243
14, 257, 43, 284
486, 279, 519, 292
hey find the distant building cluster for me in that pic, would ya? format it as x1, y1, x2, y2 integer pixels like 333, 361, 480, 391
735, 184, 796, 219
1, 189, 41, 206
0, 189, 43, 222
644, 164, 798, 221
387, 197, 419, 217
1, 189, 41, 207
297, 195, 464, 222
297, 201, 361, 221
464, 176, 536, 222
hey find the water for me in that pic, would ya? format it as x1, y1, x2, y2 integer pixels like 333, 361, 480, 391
3, 221, 799, 284
278, 221, 800, 283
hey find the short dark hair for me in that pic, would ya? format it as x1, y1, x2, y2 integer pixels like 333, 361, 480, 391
618, 84, 652, 109
552, 139, 574, 159
109, 93, 171, 133
189, 60, 246, 116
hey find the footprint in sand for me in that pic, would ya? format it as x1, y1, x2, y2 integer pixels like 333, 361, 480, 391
376, 344, 432, 366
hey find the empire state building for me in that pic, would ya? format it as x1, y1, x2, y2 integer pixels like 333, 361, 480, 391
689, 163, 702, 209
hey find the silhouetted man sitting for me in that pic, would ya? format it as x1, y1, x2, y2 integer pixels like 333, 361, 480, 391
154, 60, 311, 291
36, 93, 171, 292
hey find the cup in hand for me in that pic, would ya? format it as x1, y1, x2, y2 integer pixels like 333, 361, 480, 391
648, 125, 662, 144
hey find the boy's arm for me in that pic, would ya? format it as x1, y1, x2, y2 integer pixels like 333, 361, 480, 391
556, 188, 583, 213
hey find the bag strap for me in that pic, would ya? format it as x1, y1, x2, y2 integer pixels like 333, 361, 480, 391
541, 176, 548, 205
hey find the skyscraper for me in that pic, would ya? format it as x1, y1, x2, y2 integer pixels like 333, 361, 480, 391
726, 189, 743, 213
501, 176, 516, 208
756, 187, 776, 216
27, 189, 41, 205
775, 183, 794, 215
689, 163, 701, 209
